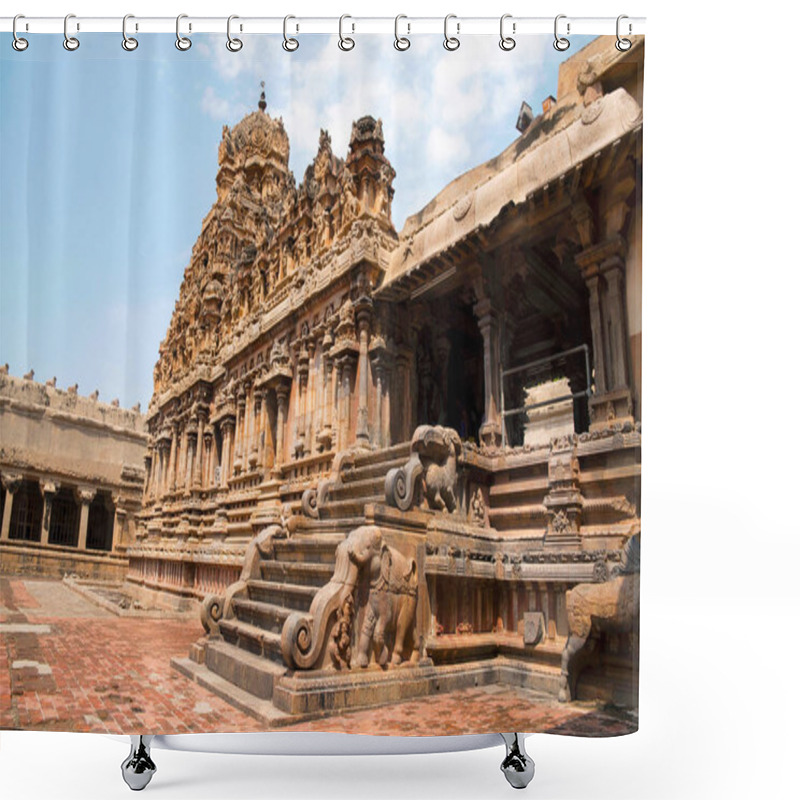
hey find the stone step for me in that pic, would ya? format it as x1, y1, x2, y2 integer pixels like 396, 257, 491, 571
259, 560, 334, 587
218, 617, 284, 663
488, 504, 548, 529
320, 494, 384, 519
326, 474, 386, 501
351, 442, 410, 467
203, 638, 286, 700
342, 456, 408, 483
272, 537, 343, 564
489, 475, 548, 501
246, 579, 318, 611
232, 597, 293, 635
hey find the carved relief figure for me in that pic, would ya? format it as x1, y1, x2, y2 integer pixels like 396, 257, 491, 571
282, 525, 418, 671
351, 526, 418, 668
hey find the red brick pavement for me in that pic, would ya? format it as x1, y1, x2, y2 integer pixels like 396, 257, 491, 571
0, 578, 636, 737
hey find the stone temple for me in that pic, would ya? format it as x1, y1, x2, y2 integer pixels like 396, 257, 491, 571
2, 35, 643, 720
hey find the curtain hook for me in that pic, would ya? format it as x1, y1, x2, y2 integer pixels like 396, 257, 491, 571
338, 14, 355, 51
122, 15, 138, 51
176, 14, 192, 51
63, 13, 80, 51
499, 14, 516, 51
616, 15, 632, 51
283, 15, 299, 51
553, 14, 570, 51
12, 14, 29, 51
394, 15, 410, 51
443, 14, 460, 51
227, 15, 243, 52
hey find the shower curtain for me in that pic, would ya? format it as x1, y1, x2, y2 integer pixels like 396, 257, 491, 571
0, 27, 643, 738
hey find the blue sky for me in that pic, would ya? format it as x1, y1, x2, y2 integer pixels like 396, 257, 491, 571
0, 32, 592, 409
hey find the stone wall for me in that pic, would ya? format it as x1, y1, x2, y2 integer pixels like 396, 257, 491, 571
0, 370, 146, 578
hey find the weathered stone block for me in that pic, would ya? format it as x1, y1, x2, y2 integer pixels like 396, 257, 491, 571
523, 612, 545, 646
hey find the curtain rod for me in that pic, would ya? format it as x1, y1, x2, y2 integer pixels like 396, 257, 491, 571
0, 16, 646, 36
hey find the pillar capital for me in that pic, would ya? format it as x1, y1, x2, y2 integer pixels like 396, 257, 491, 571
77, 487, 97, 505
1, 472, 23, 494
39, 478, 59, 496
574, 234, 627, 280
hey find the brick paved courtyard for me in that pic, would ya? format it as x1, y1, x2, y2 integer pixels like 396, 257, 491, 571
0, 578, 635, 736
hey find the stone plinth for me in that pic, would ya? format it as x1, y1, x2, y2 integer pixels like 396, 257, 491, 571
523, 378, 574, 448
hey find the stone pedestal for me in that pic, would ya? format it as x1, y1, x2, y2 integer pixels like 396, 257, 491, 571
523, 378, 575, 448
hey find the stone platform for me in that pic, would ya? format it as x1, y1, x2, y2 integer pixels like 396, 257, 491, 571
173, 640, 561, 724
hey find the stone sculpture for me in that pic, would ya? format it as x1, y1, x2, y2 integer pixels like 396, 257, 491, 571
385, 425, 462, 513
281, 525, 418, 671
558, 533, 640, 702
353, 527, 418, 668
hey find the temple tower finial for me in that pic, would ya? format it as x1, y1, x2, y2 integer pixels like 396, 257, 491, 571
258, 81, 267, 112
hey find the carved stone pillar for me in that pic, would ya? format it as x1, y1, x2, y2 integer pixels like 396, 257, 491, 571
274, 383, 290, 473
318, 334, 334, 451
1, 473, 22, 541
220, 417, 235, 488
576, 236, 633, 430
202, 430, 214, 488
255, 390, 268, 469
39, 479, 59, 545
305, 340, 317, 456
234, 392, 246, 474
543, 436, 582, 550
356, 308, 371, 446
476, 299, 502, 447
112, 497, 126, 551
294, 346, 309, 458
76, 487, 96, 550
177, 423, 189, 492
337, 354, 355, 448
585, 275, 607, 395
250, 391, 262, 469
193, 412, 206, 490
183, 426, 197, 497
167, 424, 178, 494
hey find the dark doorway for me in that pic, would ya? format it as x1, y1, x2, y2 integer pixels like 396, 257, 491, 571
9, 480, 43, 542
445, 303, 484, 442
86, 493, 114, 551
49, 487, 80, 547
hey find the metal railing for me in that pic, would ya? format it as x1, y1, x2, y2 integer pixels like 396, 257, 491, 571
499, 344, 591, 448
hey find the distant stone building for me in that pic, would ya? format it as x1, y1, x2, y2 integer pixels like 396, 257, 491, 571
131, 35, 643, 714
0, 370, 146, 580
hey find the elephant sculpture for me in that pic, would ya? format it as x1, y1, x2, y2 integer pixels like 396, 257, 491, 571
282, 525, 418, 671
558, 534, 640, 702
351, 526, 418, 668
385, 425, 462, 513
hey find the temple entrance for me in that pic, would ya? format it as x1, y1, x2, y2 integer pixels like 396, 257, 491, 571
445, 303, 484, 442
415, 299, 483, 441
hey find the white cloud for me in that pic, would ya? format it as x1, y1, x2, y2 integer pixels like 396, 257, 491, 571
426, 126, 467, 168
197, 32, 573, 225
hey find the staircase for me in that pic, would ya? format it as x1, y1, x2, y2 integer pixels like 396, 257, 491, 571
188, 442, 411, 706
487, 454, 549, 540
